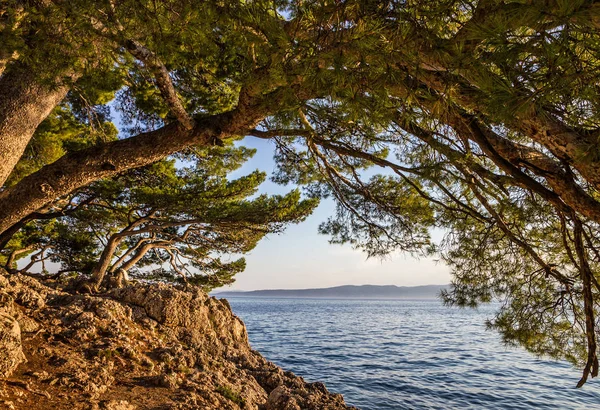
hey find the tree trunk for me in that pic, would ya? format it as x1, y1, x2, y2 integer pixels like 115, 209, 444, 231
0, 65, 75, 186
90, 233, 123, 287
90, 217, 152, 285
118, 242, 156, 273
108, 237, 150, 274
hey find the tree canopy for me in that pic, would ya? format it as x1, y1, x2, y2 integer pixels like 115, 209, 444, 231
1, 0, 600, 386
4, 144, 317, 291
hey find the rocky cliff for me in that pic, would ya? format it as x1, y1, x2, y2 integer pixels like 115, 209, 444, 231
0, 269, 355, 410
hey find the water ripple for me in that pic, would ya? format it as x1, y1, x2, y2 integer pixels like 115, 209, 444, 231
227, 298, 600, 409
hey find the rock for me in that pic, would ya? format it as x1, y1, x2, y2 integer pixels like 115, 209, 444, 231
0, 275, 9, 290
266, 386, 301, 410
0, 293, 17, 317
101, 400, 136, 410
155, 372, 180, 388
28, 370, 49, 381
15, 288, 45, 310
17, 316, 39, 333
1, 400, 15, 410
0, 269, 355, 409
0, 293, 26, 378
308, 381, 328, 394
89, 400, 136, 410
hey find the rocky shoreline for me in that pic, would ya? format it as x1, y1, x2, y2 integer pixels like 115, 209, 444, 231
0, 269, 355, 409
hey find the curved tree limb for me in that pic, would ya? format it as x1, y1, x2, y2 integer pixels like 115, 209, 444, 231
0, 85, 295, 235
126, 40, 195, 130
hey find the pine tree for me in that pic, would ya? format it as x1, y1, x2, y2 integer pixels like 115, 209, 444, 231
4, 144, 317, 292
2, 0, 600, 385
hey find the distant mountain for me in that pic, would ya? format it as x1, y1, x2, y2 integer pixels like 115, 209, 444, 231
212, 284, 448, 300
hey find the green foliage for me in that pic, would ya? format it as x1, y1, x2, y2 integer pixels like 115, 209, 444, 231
3, 0, 600, 385
319, 175, 434, 257
216, 385, 246, 407
6, 105, 117, 186
5, 144, 317, 291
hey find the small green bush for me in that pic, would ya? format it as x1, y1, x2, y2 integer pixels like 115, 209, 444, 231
216, 385, 245, 407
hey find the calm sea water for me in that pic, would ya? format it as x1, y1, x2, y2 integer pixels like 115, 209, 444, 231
226, 298, 600, 409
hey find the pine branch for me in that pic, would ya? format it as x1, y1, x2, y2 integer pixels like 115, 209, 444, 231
126, 40, 195, 130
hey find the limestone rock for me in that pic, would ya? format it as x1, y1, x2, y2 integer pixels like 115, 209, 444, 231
16, 315, 39, 333
15, 288, 45, 310
0, 292, 26, 378
155, 372, 181, 388
0, 292, 17, 317
101, 400, 136, 410
0, 269, 355, 409
90, 400, 136, 410
0, 312, 26, 378
266, 386, 301, 410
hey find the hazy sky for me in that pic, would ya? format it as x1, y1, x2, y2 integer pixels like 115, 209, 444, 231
19, 109, 450, 288
224, 136, 451, 291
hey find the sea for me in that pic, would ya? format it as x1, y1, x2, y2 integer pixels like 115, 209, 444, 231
225, 297, 600, 410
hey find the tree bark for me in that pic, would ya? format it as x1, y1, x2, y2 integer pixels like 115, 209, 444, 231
451, 114, 600, 224
90, 233, 124, 286
126, 40, 195, 130
90, 215, 153, 285
118, 242, 160, 273
396, 46, 600, 191
108, 237, 150, 274
0, 65, 75, 186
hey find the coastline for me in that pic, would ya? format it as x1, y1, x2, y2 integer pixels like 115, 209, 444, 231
0, 269, 356, 410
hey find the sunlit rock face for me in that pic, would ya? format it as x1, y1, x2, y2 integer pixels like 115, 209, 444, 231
0, 269, 355, 410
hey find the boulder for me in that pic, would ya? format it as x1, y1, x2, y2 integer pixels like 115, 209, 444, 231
0, 310, 26, 378
0, 291, 26, 378
266, 386, 301, 410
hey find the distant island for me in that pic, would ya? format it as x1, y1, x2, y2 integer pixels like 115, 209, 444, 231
212, 284, 449, 300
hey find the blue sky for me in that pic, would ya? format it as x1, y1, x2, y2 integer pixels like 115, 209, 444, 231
21, 105, 448, 289
17, 125, 451, 289
224, 136, 451, 291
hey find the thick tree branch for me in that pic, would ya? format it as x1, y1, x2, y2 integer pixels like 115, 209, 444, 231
118, 240, 172, 273
413, 62, 600, 190
90, 215, 150, 286
0, 87, 288, 235
0, 65, 77, 186
109, 237, 151, 274
454, 114, 600, 223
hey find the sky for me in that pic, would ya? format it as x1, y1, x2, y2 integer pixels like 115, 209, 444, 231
17, 121, 451, 289
222, 136, 451, 291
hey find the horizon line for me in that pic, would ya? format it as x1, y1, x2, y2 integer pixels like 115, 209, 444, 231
213, 283, 450, 293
